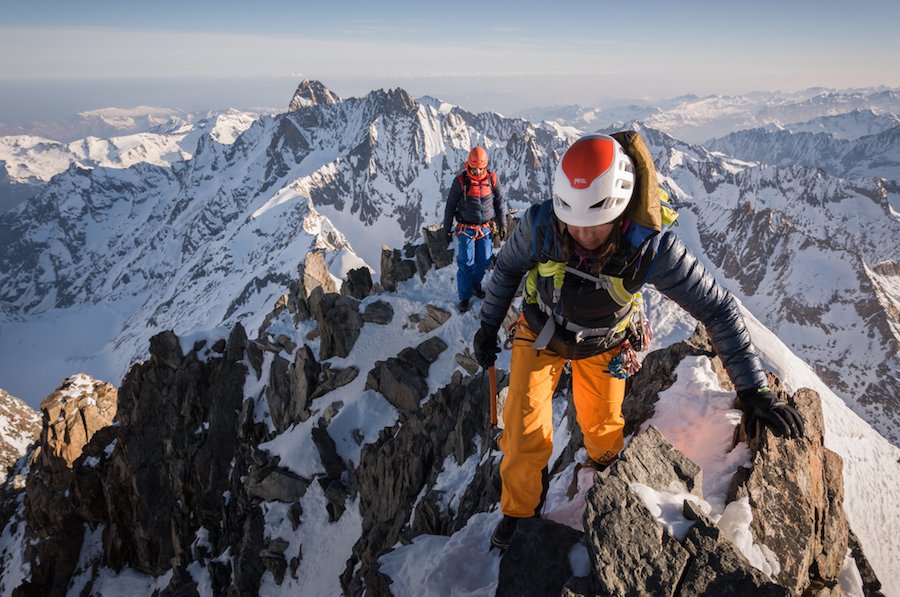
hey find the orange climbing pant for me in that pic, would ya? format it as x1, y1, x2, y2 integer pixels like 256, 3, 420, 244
498, 319, 626, 518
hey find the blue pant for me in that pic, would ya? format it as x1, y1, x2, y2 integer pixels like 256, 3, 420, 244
456, 225, 493, 301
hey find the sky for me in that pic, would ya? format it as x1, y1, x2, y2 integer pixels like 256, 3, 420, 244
2, 0, 900, 123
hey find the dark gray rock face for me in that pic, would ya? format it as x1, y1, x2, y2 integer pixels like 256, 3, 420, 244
584, 472, 691, 597
612, 425, 703, 499
679, 501, 791, 596
490, 379, 862, 597
342, 266, 374, 300
496, 518, 584, 597
342, 371, 502, 596
309, 290, 364, 359
365, 337, 448, 411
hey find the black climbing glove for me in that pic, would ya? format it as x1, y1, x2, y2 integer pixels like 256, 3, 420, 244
499, 226, 508, 240
738, 388, 805, 440
473, 321, 501, 368
444, 229, 453, 244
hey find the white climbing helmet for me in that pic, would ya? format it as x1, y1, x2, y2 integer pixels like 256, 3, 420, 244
552, 134, 635, 226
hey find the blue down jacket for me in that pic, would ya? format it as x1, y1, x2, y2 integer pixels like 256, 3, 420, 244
480, 201, 768, 392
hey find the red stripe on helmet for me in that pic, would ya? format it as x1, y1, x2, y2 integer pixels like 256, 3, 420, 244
560, 137, 614, 189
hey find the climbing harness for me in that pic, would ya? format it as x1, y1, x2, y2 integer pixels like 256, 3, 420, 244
454, 222, 492, 241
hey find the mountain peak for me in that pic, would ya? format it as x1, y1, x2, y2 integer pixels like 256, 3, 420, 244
288, 80, 341, 112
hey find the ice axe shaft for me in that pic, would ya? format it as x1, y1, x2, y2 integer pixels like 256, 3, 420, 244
489, 365, 498, 429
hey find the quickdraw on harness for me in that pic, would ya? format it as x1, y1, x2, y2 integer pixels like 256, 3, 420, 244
608, 296, 653, 379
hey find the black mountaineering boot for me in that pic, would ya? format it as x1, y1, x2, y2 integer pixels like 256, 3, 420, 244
490, 515, 519, 551
473, 289, 486, 299
459, 299, 470, 313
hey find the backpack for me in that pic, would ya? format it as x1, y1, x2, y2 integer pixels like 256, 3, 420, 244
455, 170, 497, 211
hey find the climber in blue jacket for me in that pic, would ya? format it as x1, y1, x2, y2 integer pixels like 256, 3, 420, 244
472, 132, 805, 552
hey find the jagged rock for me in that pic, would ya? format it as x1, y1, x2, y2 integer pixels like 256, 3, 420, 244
261, 538, 289, 585
276, 334, 297, 354
15, 374, 118, 596
729, 380, 850, 595
320, 401, 344, 425
266, 343, 325, 430
288, 344, 321, 424
258, 289, 311, 338
322, 478, 349, 522
496, 518, 585, 597
311, 425, 346, 481
561, 575, 599, 597
97, 325, 253, 576
247, 339, 264, 380
611, 424, 703, 498
247, 466, 310, 503
309, 290, 363, 359
35, 374, 117, 478
455, 350, 480, 375
366, 359, 427, 411
417, 304, 451, 333
414, 244, 433, 282
415, 336, 447, 364
380, 246, 417, 292
364, 338, 448, 411
265, 355, 293, 433
150, 329, 184, 370
309, 366, 358, 402
848, 529, 887, 597
254, 336, 285, 353
341, 267, 373, 300
679, 500, 791, 596
583, 473, 690, 596
342, 372, 495, 595
362, 300, 394, 324
299, 250, 339, 300
287, 79, 341, 112
421, 226, 454, 270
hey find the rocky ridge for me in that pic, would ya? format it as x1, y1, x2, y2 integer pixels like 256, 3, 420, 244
0, 389, 40, 483
0, 232, 886, 597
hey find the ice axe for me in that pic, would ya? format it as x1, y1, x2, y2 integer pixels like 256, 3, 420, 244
489, 365, 498, 430
487, 365, 502, 452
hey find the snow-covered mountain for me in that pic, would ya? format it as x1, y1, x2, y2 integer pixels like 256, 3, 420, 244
1, 81, 898, 448
0, 106, 190, 143
705, 124, 900, 180
0, 109, 261, 213
0, 81, 573, 406
522, 87, 900, 145
775, 109, 900, 140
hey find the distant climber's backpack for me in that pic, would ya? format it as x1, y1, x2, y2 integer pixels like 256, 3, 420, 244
455, 170, 497, 210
